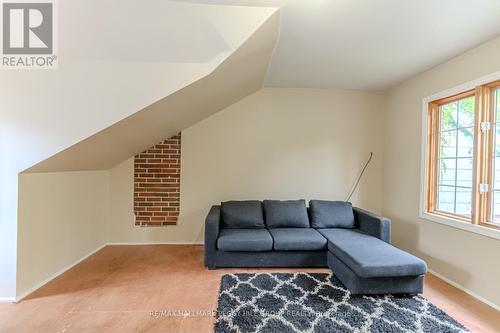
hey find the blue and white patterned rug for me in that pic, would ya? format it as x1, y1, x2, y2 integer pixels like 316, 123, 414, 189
215, 273, 468, 333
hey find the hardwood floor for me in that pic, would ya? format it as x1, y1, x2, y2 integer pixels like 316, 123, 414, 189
0, 245, 498, 332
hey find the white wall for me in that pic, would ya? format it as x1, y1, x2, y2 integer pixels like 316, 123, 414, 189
383, 36, 500, 308
107, 88, 386, 243
17, 171, 109, 299
0, 3, 277, 299
0, 59, 204, 299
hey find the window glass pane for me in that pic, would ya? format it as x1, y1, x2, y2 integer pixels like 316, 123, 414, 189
493, 87, 499, 225
495, 157, 500, 190
455, 187, 472, 216
491, 90, 500, 224
496, 89, 500, 122
495, 126, 500, 157
441, 102, 458, 131
493, 190, 500, 223
456, 158, 473, 187
439, 130, 457, 158
438, 158, 455, 186
458, 96, 475, 128
437, 186, 455, 213
437, 187, 472, 217
457, 127, 473, 157
435, 95, 475, 217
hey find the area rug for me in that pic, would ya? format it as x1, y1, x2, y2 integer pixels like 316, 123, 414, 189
214, 273, 468, 333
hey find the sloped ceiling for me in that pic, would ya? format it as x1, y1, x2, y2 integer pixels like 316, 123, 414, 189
179, 0, 500, 90
25, 9, 280, 172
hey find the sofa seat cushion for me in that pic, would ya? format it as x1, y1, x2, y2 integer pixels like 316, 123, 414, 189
263, 200, 309, 228
269, 228, 327, 251
217, 229, 273, 252
221, 201, 265, 229
309, 200, 355, 228
317, 229, 427, 278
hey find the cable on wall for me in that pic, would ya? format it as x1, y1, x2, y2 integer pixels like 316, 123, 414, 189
345, 152, 373, 202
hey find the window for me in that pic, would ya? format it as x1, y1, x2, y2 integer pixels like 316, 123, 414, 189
436, 94, 475, 217
489, 87, 500, 223
425, 80, 500, 231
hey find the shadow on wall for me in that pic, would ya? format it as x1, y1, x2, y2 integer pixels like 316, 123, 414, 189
348, 152, 380, 213
390, 215, 472, 288
181, 209, 206, 244
127, 208, 207, 244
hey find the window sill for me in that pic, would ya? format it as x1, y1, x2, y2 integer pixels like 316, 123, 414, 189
420, 212, 500, 241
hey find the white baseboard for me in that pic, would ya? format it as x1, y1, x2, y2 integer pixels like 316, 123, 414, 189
107, 241, 204, 245
428, 269, 500, 311
0, 297, 16, 303
15, 243, 107, 302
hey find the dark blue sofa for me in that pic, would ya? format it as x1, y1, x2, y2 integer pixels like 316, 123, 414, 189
204, 199, 427, 295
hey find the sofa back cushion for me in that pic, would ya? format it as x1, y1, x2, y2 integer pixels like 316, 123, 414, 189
309, 200, 355, 229
221, 201, 265, 229
263, 200, 309, 228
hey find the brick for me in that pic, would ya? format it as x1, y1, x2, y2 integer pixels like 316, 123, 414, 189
134, 133, 181, 226
137, 153, 154, 158
161, 197, 178, 202
137, 211, 153, 216
143, 221, 162, 226
153, 212, 172, 216
148, 149, 162, 154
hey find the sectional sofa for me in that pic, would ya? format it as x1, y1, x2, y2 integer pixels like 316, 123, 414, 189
204, 199, 427, 295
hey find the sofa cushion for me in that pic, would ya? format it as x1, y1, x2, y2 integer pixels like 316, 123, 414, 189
309, 200, 355, 228
269, 228, 327, 251
217, 229, 273, 252
221, 201, 265, 229
318, 229, 427, 278
263, 200, 309, 228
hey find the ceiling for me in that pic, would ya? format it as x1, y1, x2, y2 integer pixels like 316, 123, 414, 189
60, 0, 228, 62
179, 0, 500, 90
59, 0, 276, 63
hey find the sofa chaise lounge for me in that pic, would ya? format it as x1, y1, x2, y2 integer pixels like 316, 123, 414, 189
204, 199, 427, 295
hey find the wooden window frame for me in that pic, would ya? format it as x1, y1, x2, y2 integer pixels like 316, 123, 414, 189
482, 80, 500, 230
425, 90, 476, 222
425, 80, 500, 231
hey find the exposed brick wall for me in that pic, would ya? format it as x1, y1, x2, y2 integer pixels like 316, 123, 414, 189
134, 133, 181, 226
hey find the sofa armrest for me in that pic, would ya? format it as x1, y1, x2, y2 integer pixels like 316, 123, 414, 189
204, 205, 221, 268
353, 207, 391, 243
